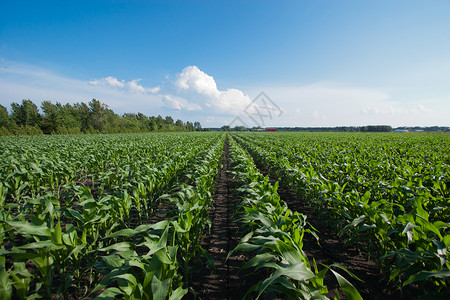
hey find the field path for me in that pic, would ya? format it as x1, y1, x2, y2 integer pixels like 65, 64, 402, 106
188, 137, 260, 299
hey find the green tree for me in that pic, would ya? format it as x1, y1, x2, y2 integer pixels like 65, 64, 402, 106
0, 104, 11, 127
194, 121, 202, 131
148, 117, 158, 131
156, 115, 164, 130
164, 116, 174, 126
58, 103, 81, 134
0, 104, 13, 135
102, 107, 121, 133
175, 119, 184, 130
10, 99, 41, 127
40, 101, 62, 134
186, 121, 194, 131
122, 113, 141, 132
89, 99, 106, 132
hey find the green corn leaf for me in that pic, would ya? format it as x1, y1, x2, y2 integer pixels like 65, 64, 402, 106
168, 286, 188, 300
157, 225, 169, 248
444, 234, 450, 247
354, 224, 377, 234
242, 253, 274, 270
106, 228, 138, 238
343, 215, 365, 231
6, 221, 51, 237
18, 240, 64, 250
31, 255, 54, 279
93, 287, 123, 300
328, 264, 363, 282
0, 248, 38, 261
416, 218, 443, 240
198, 246, 216, 272
10, 268, 31, 300
233, 242, 261, 253
256, 263, 315, 299
330, 269, 363, 300
151, 276, 170, 300
53, 220, 62, 245
432, 221, 450, 231
274, 262, 315, 282
0, 257, 12, 300
128, 259, 145, 271
64, 208, 85, 223
155, 249, 172, 265
90, 265, 130, 295
276, 240, 303, 265
403, 269, 450, 287
102, 254, 125, 268
113, 273, 137, 296
100, 242, 133, 252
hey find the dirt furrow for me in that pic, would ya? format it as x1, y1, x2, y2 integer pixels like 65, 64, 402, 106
188, 137, 256, 299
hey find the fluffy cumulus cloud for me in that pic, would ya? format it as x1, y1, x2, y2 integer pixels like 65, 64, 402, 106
162, 66, 251, 115
175, 66, 219, 98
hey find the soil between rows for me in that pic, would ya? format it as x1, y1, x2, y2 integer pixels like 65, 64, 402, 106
187, 137, 264, 299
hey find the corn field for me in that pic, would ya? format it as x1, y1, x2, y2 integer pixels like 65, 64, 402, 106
0, 132, 448, 299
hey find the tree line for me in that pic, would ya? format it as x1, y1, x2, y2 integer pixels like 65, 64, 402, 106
225, 125, 449, 132
0, 99, 202, 136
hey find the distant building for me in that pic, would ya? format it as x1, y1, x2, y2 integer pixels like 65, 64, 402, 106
265, 128, 277, 132
394, 129, 409, 133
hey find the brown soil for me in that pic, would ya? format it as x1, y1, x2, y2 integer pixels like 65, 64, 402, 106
187, 137, 266, 299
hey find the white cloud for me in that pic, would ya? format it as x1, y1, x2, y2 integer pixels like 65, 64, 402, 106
169, 66, 251, 115
90, 76, 125, 88
175, 66, 219, 98
89, 76, 160, 94
127, 79, 146, 93
162, 94, 202, 111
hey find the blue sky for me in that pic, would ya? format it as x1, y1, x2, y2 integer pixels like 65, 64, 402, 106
1, 0, 449, 127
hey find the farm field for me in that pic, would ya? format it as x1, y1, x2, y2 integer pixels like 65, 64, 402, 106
0, 132, 449, 299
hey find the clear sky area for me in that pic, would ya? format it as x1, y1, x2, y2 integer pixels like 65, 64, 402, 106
1, 0, 449, 127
